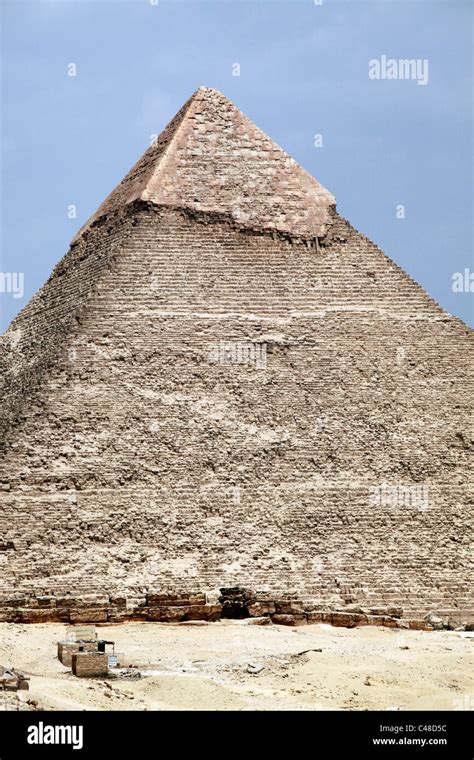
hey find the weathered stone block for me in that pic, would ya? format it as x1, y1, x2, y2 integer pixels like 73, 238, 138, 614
184, 604, 221, 621
107, 611, 130, 623
381, 616, 398, 628
272, 614, 295, 626
0, 597, 27, 609
147, 592, 206, 607
247, 601, 276, 617
69, 609, 108, 623
408, 619, 433, 631
386, 607, 403, 618
272, 613, 307, 626
246, 616, 271, 626
17, 608, 68, 623
109, 596, 127, 608
307, 611, 324, 624
148, 603, 221, 622
331, 612, 368, 628
275, 600, 305, 615
366, 615, 387, 626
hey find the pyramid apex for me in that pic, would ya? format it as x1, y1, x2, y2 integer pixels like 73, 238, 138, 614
195, 85, 225, 95
189, 85, 228, 102
73, 88, 335, 243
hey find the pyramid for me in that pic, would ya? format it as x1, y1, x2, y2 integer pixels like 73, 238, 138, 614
0, 87, 472, 626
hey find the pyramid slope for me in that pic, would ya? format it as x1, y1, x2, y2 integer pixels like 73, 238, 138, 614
73, 87, 335, 243
1, 203, 473, 624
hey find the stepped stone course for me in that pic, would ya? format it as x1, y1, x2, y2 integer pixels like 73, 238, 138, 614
0, 87, 472, 626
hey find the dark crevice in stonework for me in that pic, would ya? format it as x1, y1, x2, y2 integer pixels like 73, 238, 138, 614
219, 587, 253, 619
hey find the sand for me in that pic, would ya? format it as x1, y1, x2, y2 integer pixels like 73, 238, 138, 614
0, 620, 473, 711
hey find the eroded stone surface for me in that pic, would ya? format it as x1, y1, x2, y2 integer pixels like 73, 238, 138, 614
0, 89, 472, 625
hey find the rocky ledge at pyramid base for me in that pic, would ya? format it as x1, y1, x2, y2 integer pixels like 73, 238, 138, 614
0, 588, 470, 631
0, 88, 472, 627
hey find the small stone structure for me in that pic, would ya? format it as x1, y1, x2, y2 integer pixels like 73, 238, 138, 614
71, 652, 109, 678
58, 624, 115, 666
58, 640, 100, 667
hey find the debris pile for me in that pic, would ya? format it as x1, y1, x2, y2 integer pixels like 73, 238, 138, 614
0, 665, 29, 691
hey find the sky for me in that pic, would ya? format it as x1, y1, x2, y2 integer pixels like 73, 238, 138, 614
0, 0, 473, 330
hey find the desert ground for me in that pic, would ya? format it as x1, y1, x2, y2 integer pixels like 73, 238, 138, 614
0, 620, 472, 711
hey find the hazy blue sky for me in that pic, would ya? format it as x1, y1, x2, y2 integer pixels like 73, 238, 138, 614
1, 0, 472, 330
